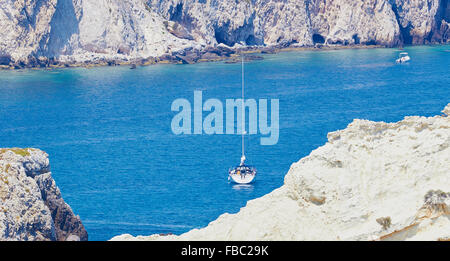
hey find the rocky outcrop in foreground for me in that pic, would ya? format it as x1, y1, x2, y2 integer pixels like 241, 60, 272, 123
112, 103, 450, 241
0, 148, 87, 241
0, 0, 449, 68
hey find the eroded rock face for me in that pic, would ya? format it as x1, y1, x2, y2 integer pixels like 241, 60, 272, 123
392, 0, 447, 44
0, 148, 87, 241
150, 0, 401, 47
1, 0, 449, 66
111, 103, 450, 241
43, 0, 200, 64
0, 0, 58, 62
308, 0, 401, 46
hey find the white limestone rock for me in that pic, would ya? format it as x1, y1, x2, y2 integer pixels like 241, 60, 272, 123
393, 0, 445, 44
254, 0, 312, 46
151, 0, 403, 47
443, 103, 450, 116
0, 149, 55, 240
308, 0, 401, 46
1, 0, 448, 65
149, 0, 257, 46
111, 103, 450, 241
0, 0, 58, 61
0, 148, 87, 241
45, 0, 199, 63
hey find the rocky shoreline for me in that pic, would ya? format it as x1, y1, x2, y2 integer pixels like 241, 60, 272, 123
0, 43, 396, 70
0, 0, 448, 70
0, 148, 87, 241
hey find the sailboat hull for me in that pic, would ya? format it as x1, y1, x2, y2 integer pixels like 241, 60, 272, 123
229, 173, 256, 184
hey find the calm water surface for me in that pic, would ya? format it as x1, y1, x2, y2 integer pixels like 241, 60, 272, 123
0, 46, 449, 240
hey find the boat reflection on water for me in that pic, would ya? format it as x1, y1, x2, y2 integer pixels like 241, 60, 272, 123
231, 183, 254, 191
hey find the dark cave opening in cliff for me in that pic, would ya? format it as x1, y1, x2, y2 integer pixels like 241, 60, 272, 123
352, 34, 360, 44
169, 2, 183, 22
246, 35, 258, 45
399, 24, 413, 45
391, 3, 413, 45
0, 53, 11, 65
436, 0, 449, 28
364, 39, 377, 46
312, 34, 325, 44
214, 30, 228, 46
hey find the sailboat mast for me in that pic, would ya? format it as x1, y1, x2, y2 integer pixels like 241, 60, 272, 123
241, 55, 245, 158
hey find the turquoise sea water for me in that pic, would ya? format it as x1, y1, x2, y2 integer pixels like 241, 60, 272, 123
0, 46, 449, 240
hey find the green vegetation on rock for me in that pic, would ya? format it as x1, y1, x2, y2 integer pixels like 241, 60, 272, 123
0, 148, 31, 157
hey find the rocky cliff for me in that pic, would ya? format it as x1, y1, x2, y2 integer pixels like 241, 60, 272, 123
0, 148, 87, 241
0, 0, 449, 68
111, 103, 450, 241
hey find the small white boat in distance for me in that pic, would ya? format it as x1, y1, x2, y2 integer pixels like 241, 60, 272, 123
396, 52, 410, 63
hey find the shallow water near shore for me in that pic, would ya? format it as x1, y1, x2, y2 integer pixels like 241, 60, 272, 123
0, 45, 449, 240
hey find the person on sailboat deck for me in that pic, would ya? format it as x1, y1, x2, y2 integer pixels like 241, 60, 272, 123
240, 155, 246, 166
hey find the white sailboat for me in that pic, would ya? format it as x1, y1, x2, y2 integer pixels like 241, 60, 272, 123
228, 56, 257, 184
